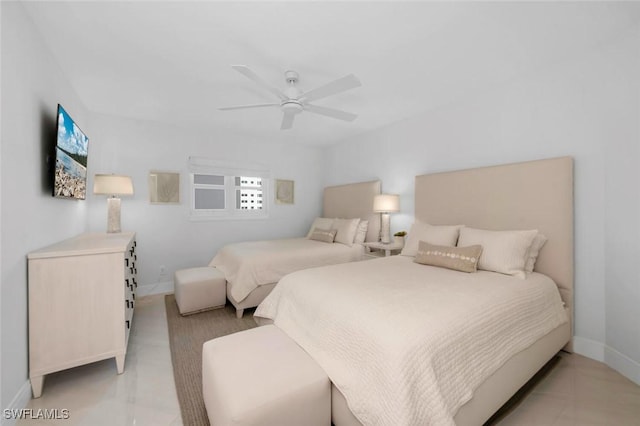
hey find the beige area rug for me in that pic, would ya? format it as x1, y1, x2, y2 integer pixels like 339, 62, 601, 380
165, 295, 257, 426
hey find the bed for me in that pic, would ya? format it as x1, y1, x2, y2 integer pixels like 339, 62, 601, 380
210, 180, 381, 318
255, 157, 574, 425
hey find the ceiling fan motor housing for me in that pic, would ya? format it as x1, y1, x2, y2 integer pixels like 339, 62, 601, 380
283, 70, 303, 101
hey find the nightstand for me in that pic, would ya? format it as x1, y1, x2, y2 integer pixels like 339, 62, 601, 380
363, 241, 404, 259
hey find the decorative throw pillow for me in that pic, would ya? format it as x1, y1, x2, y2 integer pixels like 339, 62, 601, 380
306, 217, 334, 238
414, 241, 483, 273
354, 220, 369, 244
401, 220, 463, 257
457, 227, 537, 278
309, 228, 337, 243
332, 218, 361, 246
525, 233, 548, 273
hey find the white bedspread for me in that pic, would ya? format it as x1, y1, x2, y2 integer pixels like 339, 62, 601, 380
255, 256, 568, 426
209, 238, 363, 302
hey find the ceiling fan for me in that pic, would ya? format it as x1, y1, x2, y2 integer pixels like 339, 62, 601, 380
219, 65, 362, 130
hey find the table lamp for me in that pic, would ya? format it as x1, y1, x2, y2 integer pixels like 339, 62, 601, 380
373, 194, 400, 243
93, 174, 134, 233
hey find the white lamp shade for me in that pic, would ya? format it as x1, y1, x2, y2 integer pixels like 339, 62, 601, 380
373, 194, 400, 213
93, 174, 134, 196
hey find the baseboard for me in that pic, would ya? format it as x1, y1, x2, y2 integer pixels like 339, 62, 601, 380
605, 345, 640, 386
137, 280, 173, 297
2, 380, 31, 426
573, 336, 640, 386
573, 336, 605, 362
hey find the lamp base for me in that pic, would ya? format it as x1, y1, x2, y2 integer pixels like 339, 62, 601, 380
380, 212, 391, 244
106, 197, 122, 233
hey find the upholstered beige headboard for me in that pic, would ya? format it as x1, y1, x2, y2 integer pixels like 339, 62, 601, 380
323, 180, 381, 243
415, 157, 574, 348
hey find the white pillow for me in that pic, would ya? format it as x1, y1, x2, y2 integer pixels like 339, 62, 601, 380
306, 217, 334, 238
400, 220, 463, 257
525, 233, 547, 273
354, 220, 369, 245
333, 218, 361, 246
457, 227, 538, 279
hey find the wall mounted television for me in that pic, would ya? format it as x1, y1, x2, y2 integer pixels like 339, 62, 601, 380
53, 104, 89, 199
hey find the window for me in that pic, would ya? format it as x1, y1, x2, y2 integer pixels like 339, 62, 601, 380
235, 176, 263, 210
189, 158, 269, 220
193, 174, 225, 210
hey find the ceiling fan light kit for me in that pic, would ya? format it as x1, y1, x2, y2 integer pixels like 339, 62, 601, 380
219, 65, 361, 130
281, 101, 303, 114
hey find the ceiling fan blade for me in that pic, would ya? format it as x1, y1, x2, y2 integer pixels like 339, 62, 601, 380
300, 74, 361, 103
219, 103, 280, 111
231, 65, 287, 101
304, 104, 357, 122
280, 111, 296, 130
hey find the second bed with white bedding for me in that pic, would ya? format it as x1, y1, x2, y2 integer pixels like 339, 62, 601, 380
255, 255, 568, 426
210, 237, 363, 302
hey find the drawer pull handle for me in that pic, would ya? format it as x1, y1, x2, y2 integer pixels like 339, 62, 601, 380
126, 320, 130, 329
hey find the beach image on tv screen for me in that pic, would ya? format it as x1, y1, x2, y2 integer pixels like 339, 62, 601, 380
55, 106, 88, 199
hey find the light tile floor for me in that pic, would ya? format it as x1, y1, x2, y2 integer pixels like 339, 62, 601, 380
19, 295, 640, 425
19, 295, 182, 425
494, 351, 640, 425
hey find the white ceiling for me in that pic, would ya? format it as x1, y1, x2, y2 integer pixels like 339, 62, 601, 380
22, 1, 640, 146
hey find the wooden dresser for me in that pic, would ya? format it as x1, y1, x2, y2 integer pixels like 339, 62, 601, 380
27, 232, 137, 398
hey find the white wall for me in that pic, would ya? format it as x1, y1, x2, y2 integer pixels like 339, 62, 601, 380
602, 29, 640, 384
325, 27, 640, 383
0, 0, 3, 404
86, 113, 325, 295
1, 2, 90, 414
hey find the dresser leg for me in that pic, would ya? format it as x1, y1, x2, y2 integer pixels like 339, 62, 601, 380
31, 375, 44, 398
115, 354, 125, 374
235, 308, 244, 319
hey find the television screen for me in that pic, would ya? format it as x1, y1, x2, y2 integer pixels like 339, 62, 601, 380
54, 104, 89, 199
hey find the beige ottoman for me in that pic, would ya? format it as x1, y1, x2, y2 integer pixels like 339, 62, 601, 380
202, 325, 330, 426
174, 267, 226, 315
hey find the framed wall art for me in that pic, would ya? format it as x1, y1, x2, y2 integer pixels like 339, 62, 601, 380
275, 179, 294, 205
149, 171, 180, 204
